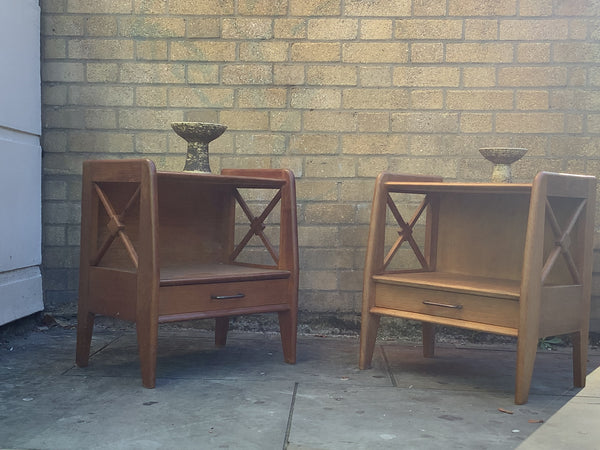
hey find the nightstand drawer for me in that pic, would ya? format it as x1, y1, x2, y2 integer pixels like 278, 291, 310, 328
373, 282, 519, 329
159, 278, 292, 317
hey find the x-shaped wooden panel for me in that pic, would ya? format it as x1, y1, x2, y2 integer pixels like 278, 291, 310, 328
230, 188, 282, 265
541, 197, 587, 285
383, 193, 430, 270
91, 183, 141, 268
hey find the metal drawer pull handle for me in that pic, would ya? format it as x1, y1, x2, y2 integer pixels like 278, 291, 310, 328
423, 301, 462, 309
211, 293, 246, 300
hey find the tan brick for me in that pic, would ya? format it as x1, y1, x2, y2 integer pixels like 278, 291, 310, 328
413, 0, 447, 16
168, 0, 234, 15
498, 67, 567, 87
69, 85, 133, 106
68, 39, 134, 59
568, 67, 587, 88
569, 19, 589, 39
222, 18, 272, 39
339, 225, 370, 248
297, 225, 339, 247
591, 68, 600, 87
410, 90, 444, 110
86, 63, 118, 82
121, 63, 185, 83
357, 156, 389, 177
136, 41, 168, 60
446, 43, 513, 63
43, 62, 85, 82
342, 134, 408, 155
308, 19, 358, 40
465, 20, 498, 40
135, 132, 168, 154
463, 67, 496, 87
291, 43, 340, 62
238, 88, 287, 108
43, 38, 67, 59
395, 19, 462, 40
516, 91, 549, 110
342, 43, 408, 63
304, 111, 357, 132
270, 111, 302, 132
290, 88, 341, 109
500, 20, 569, 40
356, 112, 390, 132
134, 0, 167, 14
67, 131, 134, 153
219, 110, 269, 130
551, 90, 600, 111
496, 113, 564, 133
222, 64, 273, 85
240, 42, 289, 62
410, 135, 483, 157
343, 89, 409, 110
42, 0, 66, 13
460, 113, 493, 133
234, 133, 286, 154
565, 114, 584, 133
187, 64, 219, 84
67, 0, 133, 13
86, 16, 118, 37
290, 134, 339, 155
297, 180, 339, 201
41, 131, 67, 154
358, 66, 392, 87
238, 0, 287, 15
517, 43, 551, 63
447, 90, 513, 110
359, 19, 393, 40
554, 43, 600, 63
519, 0, 553, 16
119, 109, 183, 130
290, 0, 340, 16
389, 157, 459, 178
274, 19, 307, 39
303, 248, 355, 270
271, 157, 304, 176
186, 18, 220, 38
391, 112, 459, 133
304, 202, 356, 223
299, 270, 338, 291
345, 0, 410, 16
394, 67, 460, 87
170, 41, 236, 61
306, 157, 356, 178
274, 64, 305, 85
120, 17, 185, 38
307, 66, 357, 86
555, 0, 600, 16
43, 85, 68, 105
43, 15, 84, 36
338, 270, 363, 291
411, 43, 444, 63
449, 0, 516, 16
168, 87, 234, 107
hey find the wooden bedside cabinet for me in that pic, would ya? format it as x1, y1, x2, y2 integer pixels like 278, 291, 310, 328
76, 159, 299, 388
359, 171, 596, 404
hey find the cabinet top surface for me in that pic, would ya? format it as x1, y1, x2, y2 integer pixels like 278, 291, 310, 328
157, 171, 285, 188
384, 181, 532, 194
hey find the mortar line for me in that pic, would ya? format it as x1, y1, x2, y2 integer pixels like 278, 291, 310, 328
282, 381, 299, 450
380, 345, 397, 387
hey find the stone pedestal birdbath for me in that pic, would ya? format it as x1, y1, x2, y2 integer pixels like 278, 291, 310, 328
479, 147, 527, 183
171, 122, 227, 173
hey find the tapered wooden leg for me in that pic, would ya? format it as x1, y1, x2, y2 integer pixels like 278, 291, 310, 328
76, 310, 95, 367
572, 330, 588, 388
215, 317, 229, 348
515, 335, 538, 404
359, 313, 380, 369
422, 322, 435, 358
136, 319, 158, 389
278, 310, 297, 364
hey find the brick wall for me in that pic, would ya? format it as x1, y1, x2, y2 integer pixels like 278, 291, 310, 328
41, 0, 600, 329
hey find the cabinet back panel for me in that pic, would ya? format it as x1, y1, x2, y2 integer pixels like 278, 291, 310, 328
435, 193, 529, 280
